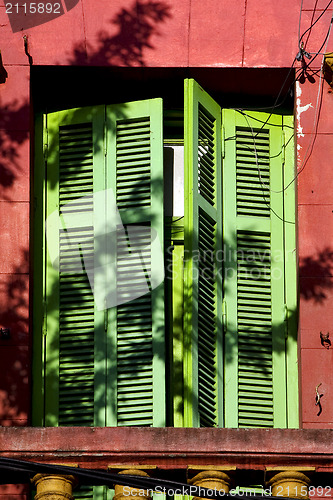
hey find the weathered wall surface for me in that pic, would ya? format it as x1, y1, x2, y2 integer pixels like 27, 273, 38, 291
0, 0, 302, 68
297, 78, 333, 427
0, 0, 333, 435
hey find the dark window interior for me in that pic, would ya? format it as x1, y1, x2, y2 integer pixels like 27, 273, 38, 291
31, 66, 295, 115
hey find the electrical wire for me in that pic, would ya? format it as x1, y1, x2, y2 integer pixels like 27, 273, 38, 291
286, 38, 331, 192
222, 7, 333, 223
299, 0, 333, 51
281, 12, 333, 193
239, 111, 295, 225
0, 9, 329, 493
298, 0, 304, 44
234, 58, 297, 122
237, 0, 333, 115
300, 14, 333, 72
226, 0, 333, 207
224, 4, 332, 136
0, 456, 285, 500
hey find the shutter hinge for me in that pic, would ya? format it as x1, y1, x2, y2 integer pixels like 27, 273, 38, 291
43, 115, 48, 162
282, 129, 286, 166
43, 143, 48, 163
43, 129, 48, 162
222, 298, 227, 333
221, 124, 225, 159
104, 308, 108, 332
42, 302, 47, 336
284, 304, 288, 338
104, 116, 107, 157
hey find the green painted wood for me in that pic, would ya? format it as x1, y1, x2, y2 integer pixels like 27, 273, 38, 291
43, 100, 165, 430
42, 105, 108, 500
40, 100, 165, 497
282, 114, 299, 428
73, 485, 109, 500
44, 106, 106, 428
184, 79, 223, 427
106, 99, 165, 427
170, 217, 185, 427
223, 109, 292, 428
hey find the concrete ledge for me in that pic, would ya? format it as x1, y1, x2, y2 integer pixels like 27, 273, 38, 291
0, 428, 332, 471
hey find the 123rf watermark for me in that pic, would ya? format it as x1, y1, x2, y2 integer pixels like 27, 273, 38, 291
5, 0, 80, 32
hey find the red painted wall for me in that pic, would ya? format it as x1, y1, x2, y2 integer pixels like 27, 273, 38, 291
297, 78, 333, 427
0, 0, 302, 69
0, 0, 333, 433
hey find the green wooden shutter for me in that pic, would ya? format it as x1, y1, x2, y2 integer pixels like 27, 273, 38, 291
184, 79, 223, 427
44, 106, 106, 428
43, 104, 107, 500
223, 109, 297, 428
43, 99, 165, 430
106, 98, 165, 426
170, 217, 185, 428
283, 114, 298, 428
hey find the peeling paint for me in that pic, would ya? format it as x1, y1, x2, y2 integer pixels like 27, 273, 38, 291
296, 82, 313, 140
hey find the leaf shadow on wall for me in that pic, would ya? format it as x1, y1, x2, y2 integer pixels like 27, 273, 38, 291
299, 248, 333, 304
68, 0, 172, 66
0, 101, 30, 200
0, 0, 172, 428
0, 249, 29, 426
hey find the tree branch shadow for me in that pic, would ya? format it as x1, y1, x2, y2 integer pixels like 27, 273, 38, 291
68, 0, 171, 66
299, 247, 333, 304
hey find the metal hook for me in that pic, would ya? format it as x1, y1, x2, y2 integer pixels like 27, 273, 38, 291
320, 331, 331, 349
315, 383, 323, 416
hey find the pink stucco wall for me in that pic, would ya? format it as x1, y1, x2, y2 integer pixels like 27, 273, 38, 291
0, 0, 333, 433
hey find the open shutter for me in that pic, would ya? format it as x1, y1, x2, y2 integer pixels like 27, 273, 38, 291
106, 99, 165, 426
223, 109, 288, 428
45, 106, 106, 428
283, 114, 299, 428
184, 79, 223, 427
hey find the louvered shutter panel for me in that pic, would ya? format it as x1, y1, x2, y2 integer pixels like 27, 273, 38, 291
223, 109, 287, 428
106, 99, 165, 426
45, 106, 106, 428
184, 79, 223, 427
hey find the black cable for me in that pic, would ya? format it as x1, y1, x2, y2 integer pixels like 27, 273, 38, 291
301, 13, 333, 70
299, 0, 333, 50
298, 0, 304, 43
0, 457, 283, 500
224, 0, 333, 123
229, 4, 333, 203
227, 0, 333, 126
236, 58, 297, 120
237, 111, 295, 225
256, 0, 333, 113
283, 62, 325, 192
